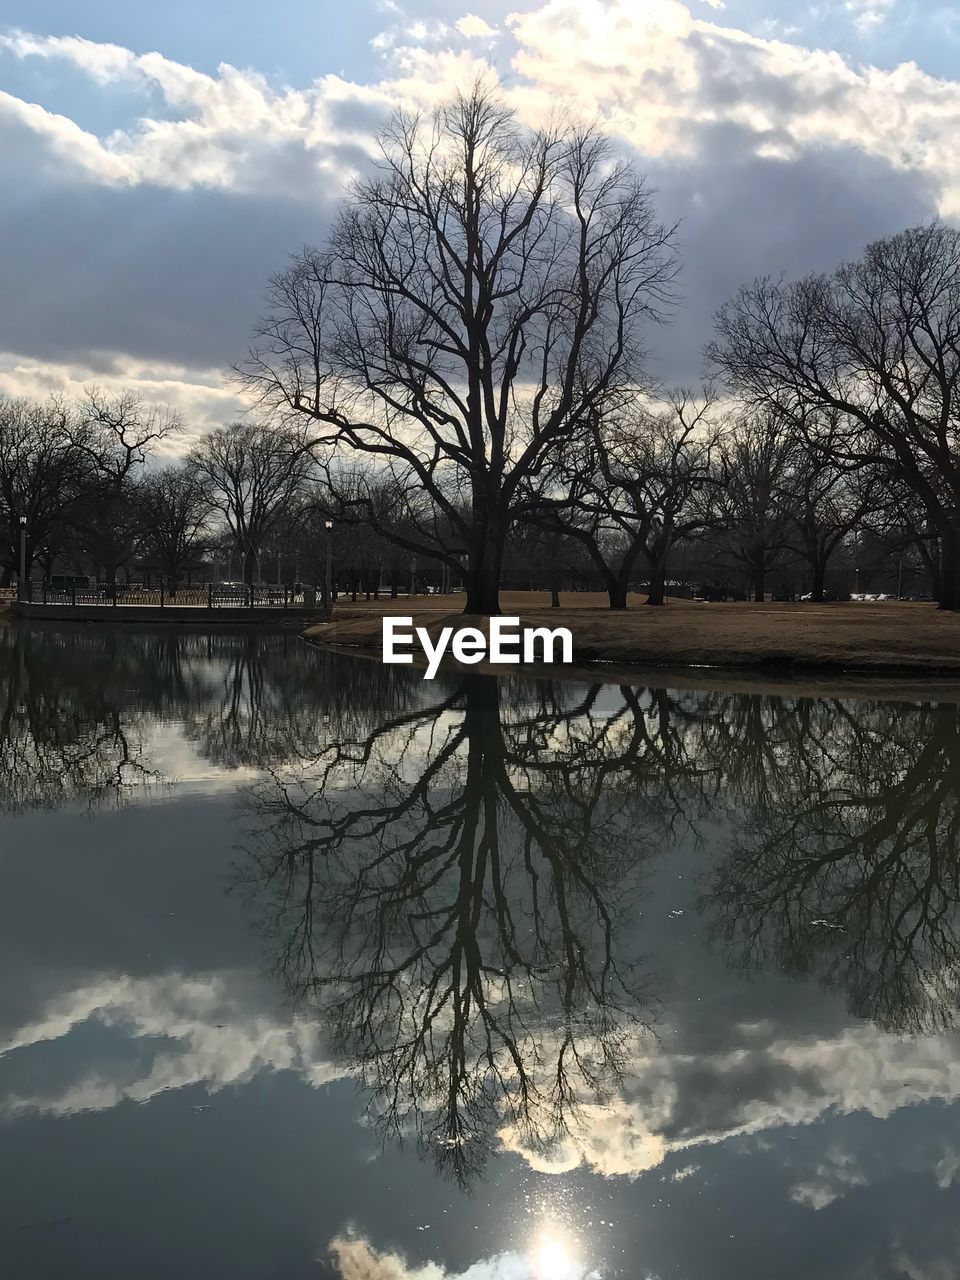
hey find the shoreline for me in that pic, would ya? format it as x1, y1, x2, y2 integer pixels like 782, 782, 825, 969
302, 635, 960, 703
301, 593, 960, 701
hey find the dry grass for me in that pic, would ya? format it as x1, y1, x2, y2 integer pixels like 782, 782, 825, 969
305, 591, 960, 676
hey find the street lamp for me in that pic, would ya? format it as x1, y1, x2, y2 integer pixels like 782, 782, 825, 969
324, 520, 333, 609
17, 516, 27, 602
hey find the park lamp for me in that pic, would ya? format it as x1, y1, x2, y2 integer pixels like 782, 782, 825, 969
17, 515, 28, 601
324, 519, 333, 530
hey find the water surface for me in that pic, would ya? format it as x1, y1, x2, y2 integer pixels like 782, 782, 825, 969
1, 624, 958, 1278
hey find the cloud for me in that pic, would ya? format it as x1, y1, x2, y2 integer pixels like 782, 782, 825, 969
506, 0, 960, 213
845, 0, 896, 32
935, 1149, 960, 1189
0, 1, 952, 423
498, 1022, 960, 1179
0, 32, 390, 194
455, 15, 499, 40
0, 972, 346, 1117
326, 1234, 555, 1280
329, 1236, 447, 1280
0, 352, 243, 444
788, 1148, 867, 1211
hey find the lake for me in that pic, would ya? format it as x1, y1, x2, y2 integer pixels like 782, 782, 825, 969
1, 624, 958, 1279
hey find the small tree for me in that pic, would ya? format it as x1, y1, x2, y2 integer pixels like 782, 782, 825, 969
527, 393, 723, 608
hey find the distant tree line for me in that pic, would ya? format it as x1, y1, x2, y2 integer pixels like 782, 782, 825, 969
5, 85, 959, 608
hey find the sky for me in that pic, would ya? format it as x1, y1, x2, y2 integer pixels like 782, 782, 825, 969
0, 0, 956, 451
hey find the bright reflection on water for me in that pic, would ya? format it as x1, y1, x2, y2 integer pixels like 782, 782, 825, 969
1, 623, 959, 1278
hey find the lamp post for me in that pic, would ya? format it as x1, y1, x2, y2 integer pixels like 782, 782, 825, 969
17, 516, 27, 601
324, 520, 333, 609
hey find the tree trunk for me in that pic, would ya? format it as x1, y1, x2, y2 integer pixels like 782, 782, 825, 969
914, 534, 939, 600
938, 524, 960, 610
608, 580, 628, 609
646, 562, 666, 607
464, 524, 504, 615
753, 554, 766, 603
811, 557, 826, 603
242, 547, 256, 586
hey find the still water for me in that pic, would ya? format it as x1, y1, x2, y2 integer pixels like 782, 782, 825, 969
1, 624, 959, 1278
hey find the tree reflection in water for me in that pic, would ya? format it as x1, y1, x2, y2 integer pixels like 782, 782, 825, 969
0, 625, 414, 810
702, 693, 960, 1035
0, 624, 162, 809
235, 676, 697, 1183
7, 622, 960, 1178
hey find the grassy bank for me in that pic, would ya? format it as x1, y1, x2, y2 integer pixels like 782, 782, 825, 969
303, 591, 960, 679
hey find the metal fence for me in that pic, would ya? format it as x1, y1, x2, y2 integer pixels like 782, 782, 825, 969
20, 583, 316, 609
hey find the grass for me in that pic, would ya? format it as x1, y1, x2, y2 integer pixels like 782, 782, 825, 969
303, 590, 960, 679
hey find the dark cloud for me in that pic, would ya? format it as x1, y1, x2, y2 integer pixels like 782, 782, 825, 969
641, 128, 941, 385
0, 94, 941, 397
0, 167, 337, 372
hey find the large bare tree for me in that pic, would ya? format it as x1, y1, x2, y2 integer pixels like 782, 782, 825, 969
709, 222, 960, 608
238, 82, 677, 614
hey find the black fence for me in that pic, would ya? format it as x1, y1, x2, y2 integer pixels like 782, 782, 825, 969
21, 583, 317, 609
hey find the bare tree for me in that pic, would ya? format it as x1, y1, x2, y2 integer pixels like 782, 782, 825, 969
717, 411, 795, 602
709, 222, 960, 609
190, 421, 314, 584
0, 397, 87, 585
137, 465, 210, 595
67, 389, 181, 586
600, 393, 724, 607
779, 423, 881, 601
238, 81, 677, 614
72, 388, 180, 488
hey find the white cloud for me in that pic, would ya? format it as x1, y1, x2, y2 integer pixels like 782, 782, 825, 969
845, 0, 896, 32
935, 1149, 960, 1189
0, 31, 137, 82
455, 15, 499, 39
498, 1023, 960, 1179
789, 1148, 867, 1211
0, 971, 346, 1117
505, 0, 960, 214
0, 33, 389, 194
327, 1234, 571, 1280
0, 88, 135, 185
1, 4, 956, 213
0, 353, 243, 447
